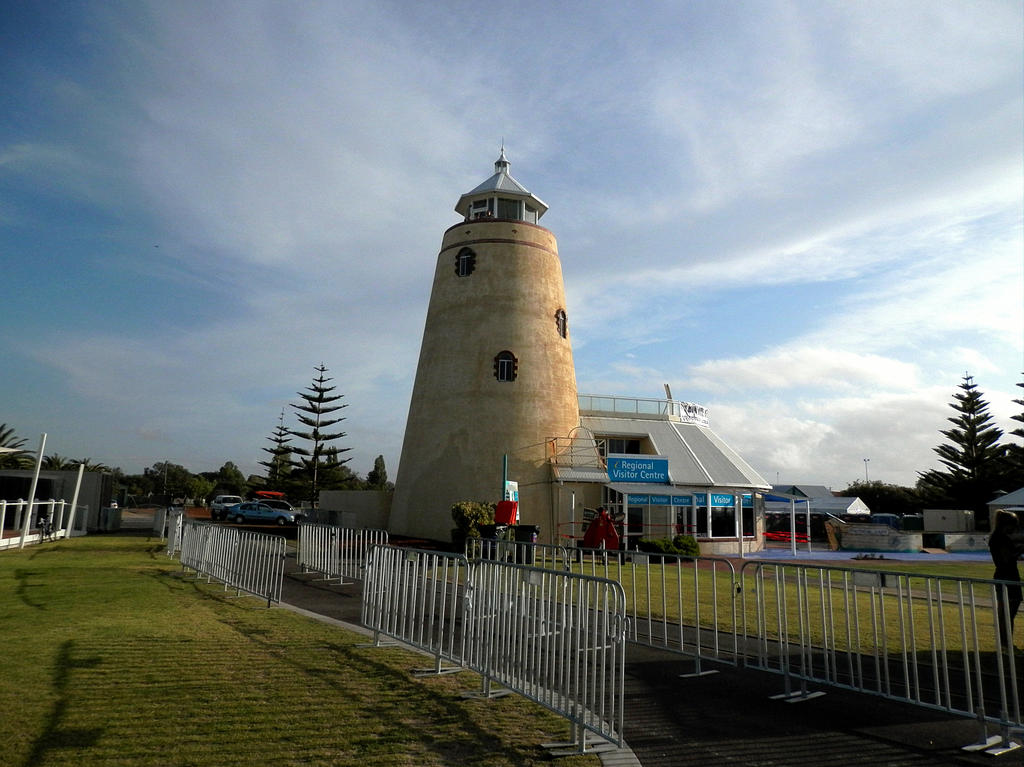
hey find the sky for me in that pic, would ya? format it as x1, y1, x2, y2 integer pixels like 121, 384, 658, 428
1, 0, 1021, 492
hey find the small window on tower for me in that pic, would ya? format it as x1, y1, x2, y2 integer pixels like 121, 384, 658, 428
494, 351, 518, 382
455, 247, 476, 277
555, 309, 567, 338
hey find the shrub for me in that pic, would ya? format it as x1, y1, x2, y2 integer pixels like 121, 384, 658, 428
637, 534, 700, 558
450, 500, 496, 538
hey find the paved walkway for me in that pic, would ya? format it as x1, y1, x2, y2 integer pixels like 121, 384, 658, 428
277, 559, 1016, 767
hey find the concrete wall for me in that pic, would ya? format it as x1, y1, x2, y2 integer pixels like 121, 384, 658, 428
317, 490, 391, 530
840, 524, 921, 553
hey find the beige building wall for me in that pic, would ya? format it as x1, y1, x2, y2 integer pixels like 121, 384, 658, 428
390, 218, 580, 543
317, 489, 392, 529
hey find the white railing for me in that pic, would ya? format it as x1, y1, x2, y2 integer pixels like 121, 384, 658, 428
0, 499, 84, 549
578, 393, 710, 426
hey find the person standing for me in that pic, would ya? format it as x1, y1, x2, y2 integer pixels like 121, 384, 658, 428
989, 509, 1024, 649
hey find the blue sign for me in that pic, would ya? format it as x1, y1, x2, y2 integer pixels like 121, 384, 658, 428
692, 493, 753, 508
607, 455, 669, 483
621, 491, 753, 507
627, 494, 693, 506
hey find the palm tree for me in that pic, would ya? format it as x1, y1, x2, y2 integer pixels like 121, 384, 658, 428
73, 458, 110, 472
42, 453, 72, 470
0, 423, 31, 469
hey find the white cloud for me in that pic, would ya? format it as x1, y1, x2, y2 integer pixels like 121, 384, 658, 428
710, 388, 951, 489
2, 0, 1020, 490
687, 348, 921, 394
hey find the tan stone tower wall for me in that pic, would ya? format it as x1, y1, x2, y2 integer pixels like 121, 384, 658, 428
390, 217, 580, 543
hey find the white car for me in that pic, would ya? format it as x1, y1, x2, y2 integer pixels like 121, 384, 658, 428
210, 495, 243, 521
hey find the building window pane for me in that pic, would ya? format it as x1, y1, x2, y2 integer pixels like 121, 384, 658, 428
494, 351, 518, 382
471, 199, 493, 218
455, 247, 476, 277
711, 508, 735, 537
497, 198, 520, 219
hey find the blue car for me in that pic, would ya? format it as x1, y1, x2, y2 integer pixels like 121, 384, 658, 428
228, 501, 298, 526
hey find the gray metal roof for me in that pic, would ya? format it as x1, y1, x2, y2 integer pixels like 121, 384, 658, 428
455, 149, 548, 218
606, 482, 682, 496
579, 415, 770, 491
772, 484, 835, 499
553, 465, 612, 483
991, 486, 1024, 507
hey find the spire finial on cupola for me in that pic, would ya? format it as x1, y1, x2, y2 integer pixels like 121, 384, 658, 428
495, 142, 509, 174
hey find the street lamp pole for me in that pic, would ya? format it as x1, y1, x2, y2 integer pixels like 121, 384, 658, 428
863, 458, 870, 483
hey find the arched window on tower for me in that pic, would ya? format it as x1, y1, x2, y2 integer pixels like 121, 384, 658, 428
555, 309, 567, 339
455, 247, 476, 277
494, 351, 518, 382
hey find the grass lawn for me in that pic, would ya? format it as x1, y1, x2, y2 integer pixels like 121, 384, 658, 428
0, 535, 599, 767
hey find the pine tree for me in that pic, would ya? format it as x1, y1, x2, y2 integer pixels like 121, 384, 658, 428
287, 364, 351, 505
917, 373, 1006, 527
259, 410, 295, 487
1006, 375, 1024, 487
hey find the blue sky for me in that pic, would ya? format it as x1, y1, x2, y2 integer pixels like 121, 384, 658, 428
2, 0, 1021, 490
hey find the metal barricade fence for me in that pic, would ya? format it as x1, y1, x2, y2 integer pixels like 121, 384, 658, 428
174, 520, 285, 607
178, 520, 213, 572
362, 544, 470, 675
626, 552, 737, 672
567, 546, 738, 673
231, 530, 287, 607
165, 509, 184, 555
298, 523, 389, 583
466, 537, 571, 571
465, 559, 627, 753
297, 522, 340, 580
361, 545, 627, 752
341, 527, 389, 581
203, 525, 242, 587
740, 560, 1023, 751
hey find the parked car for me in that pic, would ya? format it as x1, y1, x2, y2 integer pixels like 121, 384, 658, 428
210, 495, 243, 520
228, 501, 298, 526
259, 498, 301, 518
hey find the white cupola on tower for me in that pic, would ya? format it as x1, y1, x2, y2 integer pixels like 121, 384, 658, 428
454, 148, 549, 223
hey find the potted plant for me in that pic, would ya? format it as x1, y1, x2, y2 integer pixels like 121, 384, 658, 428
450, 500, 496, 552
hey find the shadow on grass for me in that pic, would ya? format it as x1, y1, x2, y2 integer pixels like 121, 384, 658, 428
14, 568, 47, 610
22, 640, 104, 767
219, 615, 549, 766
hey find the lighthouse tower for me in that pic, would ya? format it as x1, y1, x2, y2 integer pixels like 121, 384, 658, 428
390, 150, 580, 542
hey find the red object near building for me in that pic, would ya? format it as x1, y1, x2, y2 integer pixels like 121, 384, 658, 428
582, 508, 620, 550
495, 500, 518, 525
